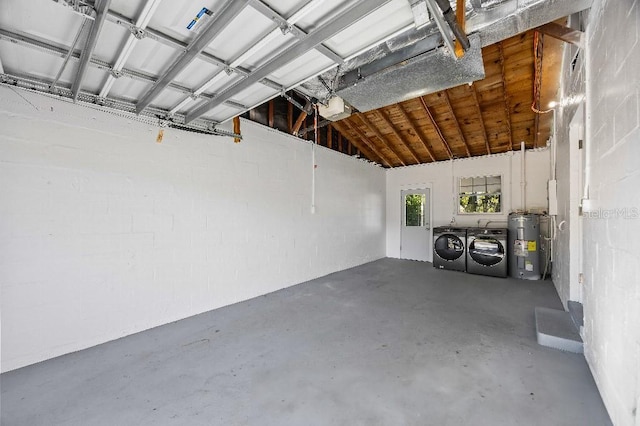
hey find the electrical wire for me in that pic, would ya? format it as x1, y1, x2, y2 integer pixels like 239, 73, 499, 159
531, 31, 553, 115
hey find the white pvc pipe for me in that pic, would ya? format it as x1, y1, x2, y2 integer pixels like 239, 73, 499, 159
311, 107, 318, 214
521, 141, 526, 212
311, 141, 316, 214
551, 108, 557, 181
582, 20, 592, 208
582, 103, 591, 204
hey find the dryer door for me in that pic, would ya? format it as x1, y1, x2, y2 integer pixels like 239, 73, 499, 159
434, 234, 465, 261
469, 237, 505, 266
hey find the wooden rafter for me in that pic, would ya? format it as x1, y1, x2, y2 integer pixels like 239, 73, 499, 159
419, 96, 453, 159
375, 109, 421, 164
497, 42, 515, 150
233, 116, 241, 143
395, 103, 436, 162
268, 99, 274, 127
532, 32, 544, 148
469, 84, 491, 155
357, 113, 407, 166
334, 120, 392, 167
292, 111, 308, 135
236, 29, 561, 167
441, 91, 471, 157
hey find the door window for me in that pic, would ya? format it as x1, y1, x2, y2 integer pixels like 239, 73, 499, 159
405, 194, 426, 226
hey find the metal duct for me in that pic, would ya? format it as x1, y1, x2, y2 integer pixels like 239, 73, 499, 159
336, 34, 484, 113
300, 0, 591, 103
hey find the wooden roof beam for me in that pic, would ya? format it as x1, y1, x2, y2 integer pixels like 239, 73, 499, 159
292, 111, 308, 136
497, 42, 515, 150
395, 104, 437, 162
419, 96, 453, 159
468, 84, 491, 155
375, 109, 421, 164
532, 32, 544, 148
537, 22, 584, 49
441, 91, 471, 157
356, 113, 407, 166
334, 120, 392, 167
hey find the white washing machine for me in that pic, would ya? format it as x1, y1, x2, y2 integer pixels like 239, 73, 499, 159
466, 228, 508, 278
433, 227, 467, 272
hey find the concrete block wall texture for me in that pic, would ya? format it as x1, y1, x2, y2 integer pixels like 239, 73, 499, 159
552, 15, 587, 309
0, 87, 386, 372
555, 0, 640, 425
385, 149, 551, 260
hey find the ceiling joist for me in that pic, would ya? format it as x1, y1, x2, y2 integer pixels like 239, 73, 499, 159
356, 113, 406, 166
394, 103, 437, 162
184, 0, 392, 123
136, 0, 250, 114
497, 42, 515, 151
71, 0, 111, 101
441, 91, 471, 157
248, 0, 344, 64
375, 109, 421, 165
469, 84, 491, 155
1, 0, 569, 161
336, 120, 391, 167
419, 96, 453, 160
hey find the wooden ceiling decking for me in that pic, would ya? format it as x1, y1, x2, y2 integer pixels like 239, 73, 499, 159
244, 29, 564, 167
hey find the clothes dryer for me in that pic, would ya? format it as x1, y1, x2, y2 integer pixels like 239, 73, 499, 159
466, 228, 508, 278
433, 227, 467, 272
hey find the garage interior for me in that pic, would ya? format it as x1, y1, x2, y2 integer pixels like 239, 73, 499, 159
0, 0, 638, 425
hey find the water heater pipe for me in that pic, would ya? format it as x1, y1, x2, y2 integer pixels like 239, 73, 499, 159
521, 141, 526, 211
311, 106, 318, 214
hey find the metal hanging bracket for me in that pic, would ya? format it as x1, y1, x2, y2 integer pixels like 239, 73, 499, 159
211, 126, 243, 140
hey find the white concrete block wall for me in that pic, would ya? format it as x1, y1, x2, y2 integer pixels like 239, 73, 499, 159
386, 149, 550, 260
579, 1, 640, 425
0, 87, 386, 372
551, 27, 586, 308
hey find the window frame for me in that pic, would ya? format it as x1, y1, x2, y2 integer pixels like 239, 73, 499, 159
457, 174, 503, 215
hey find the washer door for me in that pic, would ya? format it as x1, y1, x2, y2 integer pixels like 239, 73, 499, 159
434, 234, 464, 261
469, 237, 505, 266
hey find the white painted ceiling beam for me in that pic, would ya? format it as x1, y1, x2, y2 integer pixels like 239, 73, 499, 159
185, 0, 393, 123
99, 0, 162, 98
71, 0, 112, 101
135, 0, 250, 114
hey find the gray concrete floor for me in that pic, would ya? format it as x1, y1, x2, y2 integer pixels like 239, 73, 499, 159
1, 258, 611, 426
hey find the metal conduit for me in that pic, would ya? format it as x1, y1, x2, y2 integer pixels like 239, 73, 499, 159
433, 0, 470, 51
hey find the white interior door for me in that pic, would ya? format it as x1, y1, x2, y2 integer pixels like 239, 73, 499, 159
400, 188, 431, 261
